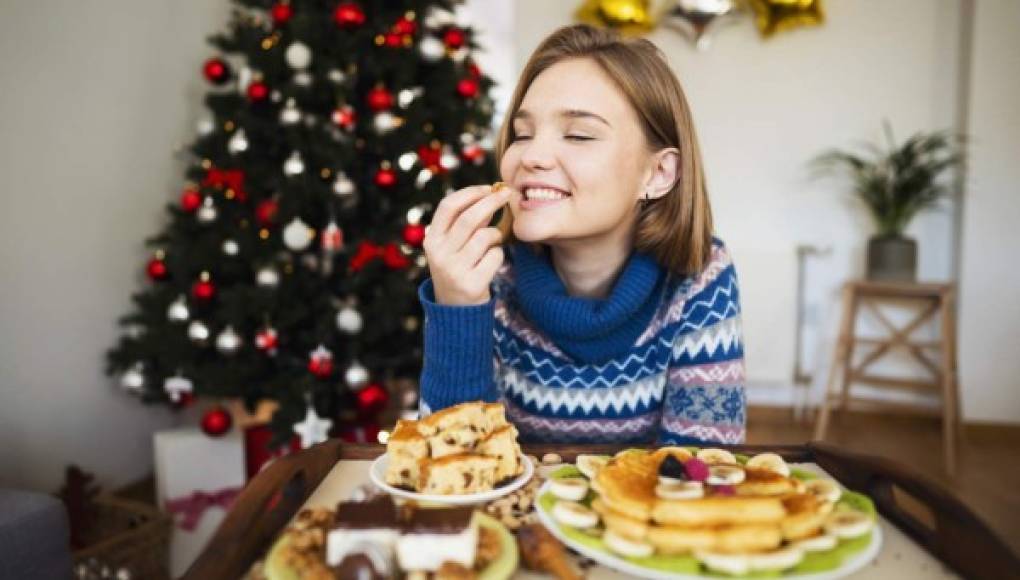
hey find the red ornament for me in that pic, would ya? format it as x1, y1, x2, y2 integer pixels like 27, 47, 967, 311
467, 61, 482, 79
374, 166, 397, 188
333, 2, 366, 28
461, 143, 485, 164
308, 345, 334, 378
270, 2, 293, 25
402, 223, 426, 247
255, 327, 278, 354
202, 168, 247, 202
180, 189, 202, 213
417, 143, 443, 171
191, 275, 216, 301
331, 105, 357, 130
146, 257, 168, 281
202, 58, 230, 85
356, 383, 389, 417
443, 28, 466, 49
201, 405, 233, 437
393, 17, 416, 36
255, 199, 279, 226
456, 78, 480, 99
247, 81, 269, 103
366, 86, 394, 112
384, 33, 402, 48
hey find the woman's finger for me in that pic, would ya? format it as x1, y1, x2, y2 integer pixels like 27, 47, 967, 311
427, 185, 493, 238
459, 227, 504, 267
445, 187, 511, 251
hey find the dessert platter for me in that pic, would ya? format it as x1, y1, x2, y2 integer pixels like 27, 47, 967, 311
535, 447, 881, 579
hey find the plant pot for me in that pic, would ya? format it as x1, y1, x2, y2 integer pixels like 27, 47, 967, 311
867, 235, 917, 282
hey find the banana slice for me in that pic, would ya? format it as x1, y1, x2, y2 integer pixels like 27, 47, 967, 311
576, 454, 609, 480
552, 500, 599, 529
696, 448, 737, 465
804, 478, 842, 504
550, 477, 590, 501
746, 452, 791, 477
603, 530, 655, 558
655, 480, 705, 500
791, 533, 839, 552
694, 550, 749, 575
825, 509, 874, 539
707, 465, 746, 486
748, 546, 804, 571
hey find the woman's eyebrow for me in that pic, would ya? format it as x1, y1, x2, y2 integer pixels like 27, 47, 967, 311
513, 108, 612, 128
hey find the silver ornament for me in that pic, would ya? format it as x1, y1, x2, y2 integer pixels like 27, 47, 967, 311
237, 67, 254, 92
423, 6, 455, 29
283, 151, 305, 176
333, 172, 355, 196
167, 295, 189, 323
164, 374, 193, 402
188, 320, 211, 345
373, 111, 399, 134
280, 98, 301, 125
415, 169, 433, 189
662, 0, 743, 51
335, 306, 363, 334
345, 360, 370, 390
398, 151, 418, 171
215, 325, 242, 355
196, 197, 218, 223
419, 36, 445, 62
327, 68, 347, 83
227, 128, 248, 154
398, 87, 423, 108
120, 363, 145, 392
222, 239, 240, 256
285, 41, 312, 69
196, 117, 215, 136
256, 266, 280, 287
282, 217, 314, 251
292, 72, 313, 87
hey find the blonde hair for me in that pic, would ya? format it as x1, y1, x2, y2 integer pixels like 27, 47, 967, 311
494, 24, 714, 276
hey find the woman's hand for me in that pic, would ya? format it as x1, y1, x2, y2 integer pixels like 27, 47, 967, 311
423, 184, 513, 305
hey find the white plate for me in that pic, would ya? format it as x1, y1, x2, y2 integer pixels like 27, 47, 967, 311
535, 478, 883, 580
369, 454, 534, 505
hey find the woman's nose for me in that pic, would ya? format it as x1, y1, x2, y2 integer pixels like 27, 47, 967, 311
519, 134, 556, 171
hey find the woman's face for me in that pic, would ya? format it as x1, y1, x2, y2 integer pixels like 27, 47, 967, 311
500, 58, 654, 246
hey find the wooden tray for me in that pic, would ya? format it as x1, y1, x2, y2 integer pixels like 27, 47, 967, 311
183, 441, 1019, 580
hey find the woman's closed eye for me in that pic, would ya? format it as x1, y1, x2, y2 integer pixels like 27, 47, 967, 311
510, 134, 593, 142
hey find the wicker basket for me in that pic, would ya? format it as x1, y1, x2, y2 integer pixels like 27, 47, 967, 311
72, 495, 172, 580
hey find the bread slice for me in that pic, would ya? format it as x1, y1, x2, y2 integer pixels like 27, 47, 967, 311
385, 419, 428, 489
476, 424, 523, 482
428, 424, 482, 459
418, 401, 486, 437
418, 454, 498, 495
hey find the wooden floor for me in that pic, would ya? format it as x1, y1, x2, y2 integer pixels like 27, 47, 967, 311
747, 406, 1020, 555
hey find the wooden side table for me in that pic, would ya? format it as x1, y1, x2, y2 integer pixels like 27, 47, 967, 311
813, 280, 961, 474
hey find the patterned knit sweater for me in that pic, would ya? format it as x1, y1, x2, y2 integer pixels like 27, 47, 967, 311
417, 238, 746, 445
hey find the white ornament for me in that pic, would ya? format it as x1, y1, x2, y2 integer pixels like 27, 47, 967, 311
237, 67, 254, 92
333, 172, 355, 196
440, 150, 460, 170
419, 36, 445, 62
215, 325, 242, 355
167, 295, 189, 323
196, 117, 215, 136
163, 374, 194, 403
120, 363, 145, 392
280, 98, 301, 125
415, 168, 433, 189
283, 151, 305, 176
423, 7, 456, 29
285, 41, 312, 69
406, 205, 426, 224
345, 360, 370, 390
398, 151, 418, 171
282, 217, 314, 251
227, 128, 249, 154
188, 320, 211, 345
256, 266, 280, 287
336, 306, 363, 334
293, 72, 313, 87
293, 405, 333, 449
327, 68, 347, 83
196, 197, 218, 223
222, 239, 240, 256
398, 87, 423, 108
374, 111, 398, 134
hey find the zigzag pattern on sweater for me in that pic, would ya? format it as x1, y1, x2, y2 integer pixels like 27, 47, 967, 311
659, 417, 745, 444
495, 330, 671, 388
505, 398, 659, 443
499, 365, 667, 417
637, 244, 732, 344
668, 359, 746, 386
671, 316, 743, 365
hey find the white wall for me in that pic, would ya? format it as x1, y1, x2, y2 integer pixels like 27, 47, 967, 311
0, 0, 230, 491
957, 1, 1020, 423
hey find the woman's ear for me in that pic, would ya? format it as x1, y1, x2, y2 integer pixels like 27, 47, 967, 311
642, 147, 681, 201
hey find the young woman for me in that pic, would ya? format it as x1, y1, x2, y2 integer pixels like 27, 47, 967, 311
417, 24, 745, 444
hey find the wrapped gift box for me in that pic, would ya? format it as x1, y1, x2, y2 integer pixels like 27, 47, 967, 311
154, 427, 245, 578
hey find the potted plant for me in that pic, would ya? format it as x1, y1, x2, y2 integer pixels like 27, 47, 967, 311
812, 122, 965, 281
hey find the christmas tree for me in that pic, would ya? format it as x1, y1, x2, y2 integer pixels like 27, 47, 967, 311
107, 0, 498, 446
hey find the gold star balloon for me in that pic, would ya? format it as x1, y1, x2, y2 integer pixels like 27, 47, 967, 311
661, 0, 746, 51
748, 0, 824, 38
575, 0, 657, 36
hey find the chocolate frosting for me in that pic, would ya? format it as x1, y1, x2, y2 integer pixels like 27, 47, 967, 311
333, 495, 399, 529
402, 506, 475, 534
